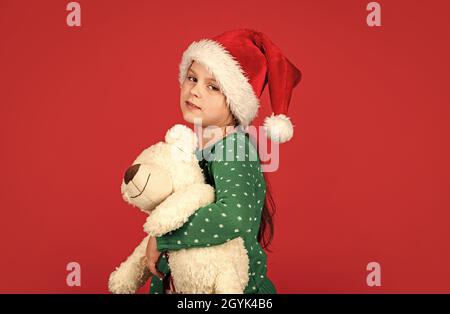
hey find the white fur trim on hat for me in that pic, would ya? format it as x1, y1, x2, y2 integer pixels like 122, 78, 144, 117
178, 39, 260, 126
263, 113, 294, 143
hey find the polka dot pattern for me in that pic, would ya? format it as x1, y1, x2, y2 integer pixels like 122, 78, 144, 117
151, 130, 271, 294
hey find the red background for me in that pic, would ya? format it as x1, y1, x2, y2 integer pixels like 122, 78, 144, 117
1, 0, 449, 293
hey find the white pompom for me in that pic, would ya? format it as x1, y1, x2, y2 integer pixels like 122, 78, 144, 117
263, 114, 294, 143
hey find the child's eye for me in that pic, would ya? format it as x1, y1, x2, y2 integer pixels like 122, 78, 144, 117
208, 85, 220, 92
187, 76, 220, 92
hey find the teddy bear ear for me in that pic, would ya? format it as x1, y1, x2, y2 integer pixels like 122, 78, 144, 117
165, 124, 198, 154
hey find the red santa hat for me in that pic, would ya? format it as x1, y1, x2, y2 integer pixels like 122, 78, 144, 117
178, 28, 302, 143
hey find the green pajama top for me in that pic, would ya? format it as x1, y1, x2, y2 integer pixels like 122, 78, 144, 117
149, 129, 276, 294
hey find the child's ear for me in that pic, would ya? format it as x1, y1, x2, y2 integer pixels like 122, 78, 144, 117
165, 124, 198, 154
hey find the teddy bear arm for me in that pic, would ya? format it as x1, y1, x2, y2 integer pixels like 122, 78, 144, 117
108, 235, 151, 294
143, 183, 215, 236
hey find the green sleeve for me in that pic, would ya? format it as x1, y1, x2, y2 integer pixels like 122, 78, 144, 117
156, 151, 263, 251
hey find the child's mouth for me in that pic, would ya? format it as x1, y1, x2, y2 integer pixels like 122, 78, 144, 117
186, 101, 201, 110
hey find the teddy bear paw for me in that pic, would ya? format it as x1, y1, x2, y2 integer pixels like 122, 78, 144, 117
108, 269, 138, 294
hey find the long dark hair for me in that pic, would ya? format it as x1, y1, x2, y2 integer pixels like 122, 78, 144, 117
230, 118, 275, 251
257, 173, 276, 252
243, 125, 275, 252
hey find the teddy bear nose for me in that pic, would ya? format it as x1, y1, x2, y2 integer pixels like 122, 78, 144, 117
124, 164, 141, 184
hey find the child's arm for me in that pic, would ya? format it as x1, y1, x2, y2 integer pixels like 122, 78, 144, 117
155, 155, 264, 251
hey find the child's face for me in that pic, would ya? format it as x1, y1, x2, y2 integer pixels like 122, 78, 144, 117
180, 61, 234, 127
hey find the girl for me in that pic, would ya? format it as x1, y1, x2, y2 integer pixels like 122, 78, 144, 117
145, 29, 301, 294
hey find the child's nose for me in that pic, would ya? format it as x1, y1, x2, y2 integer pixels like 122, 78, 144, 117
190, 84, 201, 97
124, 164, 140, 184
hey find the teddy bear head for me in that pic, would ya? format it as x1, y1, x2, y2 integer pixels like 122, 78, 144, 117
120, 124, 205, 213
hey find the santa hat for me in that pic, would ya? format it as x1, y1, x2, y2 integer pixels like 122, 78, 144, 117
178, 28, 302, 143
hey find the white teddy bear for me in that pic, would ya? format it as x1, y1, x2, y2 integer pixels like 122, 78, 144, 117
108, 124, 249, 294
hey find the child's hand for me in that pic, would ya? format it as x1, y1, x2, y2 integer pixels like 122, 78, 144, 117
146, 236, 164, 279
